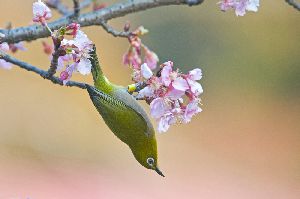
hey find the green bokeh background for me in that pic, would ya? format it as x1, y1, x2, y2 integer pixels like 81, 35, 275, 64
0, 0, 299, 199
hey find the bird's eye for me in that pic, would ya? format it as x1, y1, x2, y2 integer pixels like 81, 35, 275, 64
147, 157, 155, 166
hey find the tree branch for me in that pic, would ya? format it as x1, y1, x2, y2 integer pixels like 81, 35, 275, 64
99, 20, 131, 38
47, 0, 93, 16
46, 47, 60, 77
73, 0, 80, 17
80, 0, 93, 10
0, 52, 86, 89
46, 0, 70, 15
0, 0, 204, 44
285, 0, 300, 11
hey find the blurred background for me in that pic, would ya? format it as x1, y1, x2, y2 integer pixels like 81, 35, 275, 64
0, 0, 299, 198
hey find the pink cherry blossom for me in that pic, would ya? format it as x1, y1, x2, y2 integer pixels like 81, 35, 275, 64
141, 63, 153, 79
218, 0, 259, 16
185, 68, 203, 97
0, 42, 9, 51
122, 49, 142, 68
59, 30, 93, 77
0, 42, 12, 69
158, 112, 176, 133
144, 47, 159, 70
150, 97, 170, 119
0, 59, 12, 70
76, 58, 92, 75
33, 0, 52, 25
122, 26, 159, 71
60, 64, 76, 85
57, 54, 73, 71
133, 61, 203, 132
66, 23, 80, 38
161, 62, 174, 86
219, 0, 235, 11
183, 100, 202, 123
9, 42, 26, 53
188, 68, 202, 81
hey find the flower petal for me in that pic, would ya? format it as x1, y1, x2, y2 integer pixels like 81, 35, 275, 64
172, 77, 189, 91
77, 58, 91, 75
150, 97, 168, 119
161, 63, 172, 86
188, 68, 202, 81
141, 63, 153, 79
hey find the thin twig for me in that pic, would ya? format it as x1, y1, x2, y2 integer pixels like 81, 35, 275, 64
46, 0, 70, 15
47, 47, 60, 77
80, 0, 93, 10
99, 20, 130, 38
285, 0, 300, 11
0, 0, 204, 44
47, 0, 92, 16
0, 52, 86, 89
73, 0, 80, 17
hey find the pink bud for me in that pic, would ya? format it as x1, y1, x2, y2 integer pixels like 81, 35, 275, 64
60, 71, 69, 81
33, 0, 52, 25
42, 41, 53, 55
66, 23, 80, 37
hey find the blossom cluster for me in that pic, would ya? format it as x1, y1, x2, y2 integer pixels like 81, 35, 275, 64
123, 26, 159, 70
218, 0, 260, 16
32, 0, 93, 84
132, 62, 203, 133
57, 27, 94, 84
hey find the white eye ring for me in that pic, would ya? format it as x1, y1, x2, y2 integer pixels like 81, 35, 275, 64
147, 157, 155, 166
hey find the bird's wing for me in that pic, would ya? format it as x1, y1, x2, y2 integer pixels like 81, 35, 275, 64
86, 85, 154, 137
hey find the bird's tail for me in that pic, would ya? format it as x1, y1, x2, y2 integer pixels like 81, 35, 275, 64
85, 84, 98, 97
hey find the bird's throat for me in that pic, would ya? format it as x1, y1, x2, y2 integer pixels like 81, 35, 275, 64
90, 46, 113, 93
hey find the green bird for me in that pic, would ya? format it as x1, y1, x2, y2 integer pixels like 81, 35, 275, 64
86, 47, 164, 177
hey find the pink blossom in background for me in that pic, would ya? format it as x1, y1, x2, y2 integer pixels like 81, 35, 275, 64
32, 0, 52, 25
0, 42, 12, 69
0, 59, 12, 69
9, 42, 26, 53
219, 0, 260, 16
0, 42, 10, 52
42, 41, 54, 55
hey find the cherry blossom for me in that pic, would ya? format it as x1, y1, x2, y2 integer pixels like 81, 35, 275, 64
9, 42, 26, 53
58, 30, 94, 84
0, 43, 11, 69
0, 42, 26, 69
123, 26, 159, 70
32, 0, 52, 25
0, 42, 9, 51
219, 0, 260, 16
66, 23, 80, 38
0, 59, 12, 70
132, 61, 203, 132
144, 47, 159, 70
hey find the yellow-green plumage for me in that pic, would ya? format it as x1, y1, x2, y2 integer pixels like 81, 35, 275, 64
86, 47, 164, 176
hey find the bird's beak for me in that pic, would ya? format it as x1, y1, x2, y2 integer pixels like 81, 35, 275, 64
155, 167, 165, 177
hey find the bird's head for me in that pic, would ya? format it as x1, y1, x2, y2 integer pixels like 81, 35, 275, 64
130, 138, 165, 177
